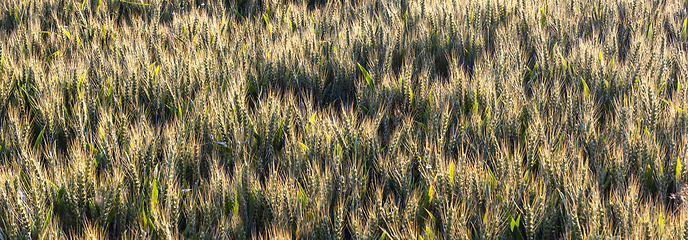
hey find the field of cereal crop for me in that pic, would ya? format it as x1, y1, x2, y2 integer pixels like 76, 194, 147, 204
1, 0, 688, 239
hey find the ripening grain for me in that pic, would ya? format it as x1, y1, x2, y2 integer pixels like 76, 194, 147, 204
1, 0, 688, 239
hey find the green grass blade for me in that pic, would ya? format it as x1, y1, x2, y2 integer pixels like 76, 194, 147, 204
34, 126, 45, 150
581, 77, 590, 98
26, 30, 59, 36
120, 0, 149, 5
677, 157, 682, 180
151, 177, 158, 213
449, 162, 455, 182
357, 62, 374, 90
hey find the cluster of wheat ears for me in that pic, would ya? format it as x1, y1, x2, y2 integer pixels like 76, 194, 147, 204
0, 0, 688, 239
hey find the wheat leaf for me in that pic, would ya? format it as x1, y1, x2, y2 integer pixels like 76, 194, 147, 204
581, 77, 590, 98
449, 162, 455, 182
34, 126, 45, 150
358, 62, 375, 89
120, 0, 149, 5
677, 157, 682, 180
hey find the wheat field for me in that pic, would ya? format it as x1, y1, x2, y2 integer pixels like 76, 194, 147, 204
0, 0, 688, 239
